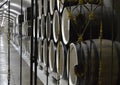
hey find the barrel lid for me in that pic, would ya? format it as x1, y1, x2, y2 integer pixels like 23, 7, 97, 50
62, 8, 70, 45
53, 10, 60, 43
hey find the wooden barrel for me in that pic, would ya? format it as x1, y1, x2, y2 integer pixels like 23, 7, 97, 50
38, 0, 43, 19
38, 38, 43, 63
61, 7, 70, 45
61, 7, 85, 45
57, 0, 79, 13
53, 10, 61, 43
43, 39, 48, 66
56, 41, 67, 79
62, 3, 117, 44
67, 39, 120, 85
49, 0, 55, 15
49, 40, 56, 71
114, 41, 120, 85
88, 0, 101, 4
37, 18, 40, 38
46, 13, 52, 41
43, 0, 48, 16
57, 0, 64, 13
41, 14, 46, 40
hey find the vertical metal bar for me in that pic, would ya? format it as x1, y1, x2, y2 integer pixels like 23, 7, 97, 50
8, 0, 11, 85
77, 5, 83, 85
58, 42, 60, 85
111, 0, 114, 84
68, 48, 70, 85
30, 0, 34, 85
99, 21, 102, 85
46, 41, 48, 85
67, 5, 72, 85
34, 0, 38, 84
57, 1, 61, 85
89, 4, 93, 85
46, 20, 48, 85
99, 2, 103, 85
20, 0, 23, 84
46, 7, 49, 84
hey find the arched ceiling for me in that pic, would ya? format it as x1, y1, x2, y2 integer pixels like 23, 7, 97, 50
0, 0, 31, 14
0, 1, 30, 17
0, 0, 31, 26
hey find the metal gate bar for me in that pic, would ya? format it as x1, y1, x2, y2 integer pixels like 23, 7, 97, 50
111, 0, 115, 85
30, 0, 34, 85
34, 0, 38, 84
8, 0, 11, 85
20, 0, 23, 84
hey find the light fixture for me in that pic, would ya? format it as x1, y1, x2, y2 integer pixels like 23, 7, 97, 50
3, 4, 8, 9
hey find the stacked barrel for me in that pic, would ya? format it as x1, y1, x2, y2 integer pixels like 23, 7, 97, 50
11, 0, 120, 85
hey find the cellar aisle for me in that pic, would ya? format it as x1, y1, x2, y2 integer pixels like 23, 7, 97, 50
0, 33, 43, 85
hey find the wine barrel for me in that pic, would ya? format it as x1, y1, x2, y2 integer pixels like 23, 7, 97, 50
49, 40, 56, 71
37, 18, 40, 38
41, 14, 46, 40
43, 39, 48, 66
57, 0, 79, 13
57, 0, 103, 13
88, 0, 101, 4
43, 0, 48, 16
57, 0, 63, 13
49, 0, 55, 15
61, 7, 69, 45
62, 0, 117, 44
61, 7, 85, 45
38, 38, 43, 63
56, 41, 67, 79
46, 13, 52, 41
67, 39, 120, 85
38, 0, 43, 19
53, 10, 61, 43
114, 41, 120, 85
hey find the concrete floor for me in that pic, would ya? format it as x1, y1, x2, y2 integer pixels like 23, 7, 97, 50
0, 33, 43, 85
